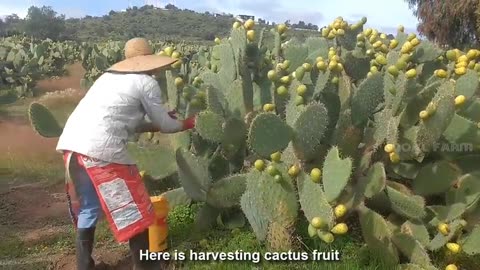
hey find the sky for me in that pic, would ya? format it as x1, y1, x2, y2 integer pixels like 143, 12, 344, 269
0, 0, 419, 34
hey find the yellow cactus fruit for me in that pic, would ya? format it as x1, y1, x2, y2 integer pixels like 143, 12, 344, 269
405, 69, 417, 79
270, 151, 281, 162
263, 103, 275, 112
375, 55, 388, 65
233, 21, 242, 29
474, 63, 480, 72
282, 60, 291, 69
398, 25, 405, 32
456, 61, 468, 68
467, 49, 477, 60
327, 31, 336, 39
455, 95, 466, 106
455, 67, 467, 75
380, 33, 387, 39
310, 168, 322, 183
468, 60, 476, 69
214, 37, 221, 44
446, 243, 461, 254
407, 33, 416, 41
321, 28, 330, 37
364, 28, 373, 37
384, 144, 396, 153
164, 46, 174, 56
171, 51, 181, 59
254, 159, 265, 171
389, 152, 400, 163
388, 65, 400, 77
311, 217, 324, 229
244, 19, 255, 30
435, 69, 448, 78
457, 55, 469, 63
267, 70, 277, 81
373, 40, 383, 49
316, 56, 324, 62
277, 23, 287, 34
336, 63, 344, 72
331, 223, 348, 235
317, 231, 335, 243
280, 75, 291, 84
157, 50, 166, 56
445, 264, 458, 270
296, 84, 307, 96
139, 170, 146, 178
401, 41, 413, 53
246, 30, 255, 41
328, 60, 338, 71
316, 61, 327, 71
367, 72, 373, 78
288, 165, 300, 177
419, 110, 429, 120
410, 37, 420, 46
302, 62, 312, 72
174, 77, 184, 88
446, 50, 458, 61
437, 223, 450, 236
337, 29, 345, 36
334, 204, 347, 218
370, 66, 379, 73
389, 39, 399, 49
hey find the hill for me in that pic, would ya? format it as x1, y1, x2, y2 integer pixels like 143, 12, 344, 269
0, 5, 320, 43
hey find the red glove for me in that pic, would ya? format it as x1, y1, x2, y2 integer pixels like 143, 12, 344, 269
182, 116, 196, 130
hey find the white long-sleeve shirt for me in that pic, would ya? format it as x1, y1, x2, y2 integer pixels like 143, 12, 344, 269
56, 72, 184, 164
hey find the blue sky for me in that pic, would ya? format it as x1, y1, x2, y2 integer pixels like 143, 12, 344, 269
0, 0, 419, 34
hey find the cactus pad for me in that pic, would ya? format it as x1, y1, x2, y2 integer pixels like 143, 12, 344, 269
351, 72, 385, 127
297, 171, 335, 229
162, 188, 191, 209
127, 142, 177, 179
361, 162, 387, 198
195, 110, 225, 143
392, 233, 434, 268
206, 174, 246, 208
413, 160, 460, 196
386, 186, 426, 220
28, 102, 63, 138
322, 146, 353, 202
175, 148, 212, 202
455, 69, 479, 99
247, 113, 293, 157
461, 225, 480, 255
291, 102, 329, 160
401, 221, 430, 247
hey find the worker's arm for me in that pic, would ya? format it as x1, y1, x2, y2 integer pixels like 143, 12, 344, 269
138, 79, 195, 133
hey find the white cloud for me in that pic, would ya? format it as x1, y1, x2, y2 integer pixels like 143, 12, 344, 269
0, 2, 31, 18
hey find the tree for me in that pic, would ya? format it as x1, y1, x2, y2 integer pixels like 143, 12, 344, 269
24, 6, 66, 40
405, 0, 479, 48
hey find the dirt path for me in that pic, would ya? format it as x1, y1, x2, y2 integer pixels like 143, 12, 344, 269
35, 63, 86, 94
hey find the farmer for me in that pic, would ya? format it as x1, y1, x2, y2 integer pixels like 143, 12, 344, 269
56, 37, 195, 270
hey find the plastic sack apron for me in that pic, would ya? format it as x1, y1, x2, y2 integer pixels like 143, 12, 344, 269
63, 151, 155, 243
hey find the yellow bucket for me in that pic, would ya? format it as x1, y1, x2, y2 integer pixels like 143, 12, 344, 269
148, 195, 169, 252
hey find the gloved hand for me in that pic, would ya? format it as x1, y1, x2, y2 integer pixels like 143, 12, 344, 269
182, 115, 196, 130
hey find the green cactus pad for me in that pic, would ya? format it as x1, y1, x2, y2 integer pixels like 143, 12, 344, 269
165, 70, 180, 109
413, 160, 461, 196
240, 190, 270, 241
392, 74, 419, 116
322, 146, 353, 202
195, 111, 225, 143
387, 50, 401, 66
175, 148, 212, 202
199, 71, 224, 91
358, 205, 399, 266
361, 162, 387, 198
217, 43, 237, 83
427, 219, 465, 251
226, 79, 253, 119
247, 113, 293, 157
459, 98, 480, 122
206, 174, 246, 208
401, 221, 430, 247
392, 162, 421, 179
283, 43, 308, 73
170, 130, 191, 151
127, 142, 177, 179
351, 72, 385, 127
338, 73, 353, 108
162, 188, 191, 209
305, 37, 329, 61
194, 204, 221, 232
386, 186, 426, 220
313, 69, 332, 95
455, 69, 479, 99
28, 102, 63, 138
291, 102, 329, 161
428, 203, 466, 225
443, 113, 480, 146
392, 233, 434, 269
297, 171, 335, 229
411, 41, 443, 63
416, 81, 456, 153
221, 117, 247, 158
399, 80, 441, 128
343, 50, 370, 81
447, 172, 480, 209
206, 86, 227, 115
461, 225, 480, 255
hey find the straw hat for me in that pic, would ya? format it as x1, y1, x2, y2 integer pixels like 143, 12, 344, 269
107, 37, 178, 73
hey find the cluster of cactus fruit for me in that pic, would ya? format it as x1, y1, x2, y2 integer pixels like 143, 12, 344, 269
28, 16, 480, 269
0, 36, 80, 103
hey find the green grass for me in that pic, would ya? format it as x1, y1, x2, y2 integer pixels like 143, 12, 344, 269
164, 204, 397, 270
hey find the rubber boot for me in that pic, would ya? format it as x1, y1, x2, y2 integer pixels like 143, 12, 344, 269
76, 227, 96, 270
129, 230, 169, 270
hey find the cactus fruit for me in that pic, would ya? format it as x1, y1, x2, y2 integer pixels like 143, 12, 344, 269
310, 168, 322, 183
446, 243, 461, 253
331, 223, 348, 235
438, 223, 450, 236
334, 204, 347, 218
254, 159, 265, 171
311, 217, 324, 229
445, 264, 458, 270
